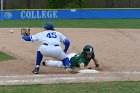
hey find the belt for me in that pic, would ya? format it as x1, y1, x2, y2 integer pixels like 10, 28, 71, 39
43, 43, 59, 46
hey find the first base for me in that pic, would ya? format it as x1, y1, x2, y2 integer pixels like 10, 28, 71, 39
78, 69, 99, 74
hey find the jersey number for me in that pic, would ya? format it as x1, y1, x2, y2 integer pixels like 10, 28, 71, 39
46, 32, 57, 38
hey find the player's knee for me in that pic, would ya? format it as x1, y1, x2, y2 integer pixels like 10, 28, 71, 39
62, 57, 70, 68
62, 57, 69, 62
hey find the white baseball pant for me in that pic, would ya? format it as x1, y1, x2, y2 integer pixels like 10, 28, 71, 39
45, 53, 76, 67
39, 45, 67, 60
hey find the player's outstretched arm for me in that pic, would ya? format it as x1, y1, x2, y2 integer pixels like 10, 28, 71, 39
22, 36, 31, 41
94, 58, 101, 70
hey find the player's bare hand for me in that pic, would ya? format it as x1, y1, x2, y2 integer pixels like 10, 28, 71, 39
94, 66, 102, 71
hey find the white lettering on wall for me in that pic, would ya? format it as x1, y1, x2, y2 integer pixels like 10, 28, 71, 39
42, 11, 47, 18
47, 11, 57, 18
21, 10, 58, 19
26, 11, 31, 18
21, 11, 25, 18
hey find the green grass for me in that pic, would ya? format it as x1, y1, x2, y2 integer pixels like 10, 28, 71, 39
0, 81, 140, 93
0, 19, 140, 92
0, 19, 140, 28
0, 51, 15, 61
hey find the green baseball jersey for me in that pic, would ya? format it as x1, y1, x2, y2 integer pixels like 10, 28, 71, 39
70, 52, 95, 67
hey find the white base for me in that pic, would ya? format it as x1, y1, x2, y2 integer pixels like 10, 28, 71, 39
78, 69, 99, 74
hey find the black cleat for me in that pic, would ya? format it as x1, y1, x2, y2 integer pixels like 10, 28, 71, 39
32, 67, 39, 74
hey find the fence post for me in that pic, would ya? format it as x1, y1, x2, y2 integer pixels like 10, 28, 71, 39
0, 0, 3, 20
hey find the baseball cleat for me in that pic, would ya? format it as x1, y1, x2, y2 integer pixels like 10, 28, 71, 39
32, 67, 39, 74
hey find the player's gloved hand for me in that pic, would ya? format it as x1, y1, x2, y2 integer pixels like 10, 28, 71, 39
21, 27, 30, 36
65, 68, 78, 74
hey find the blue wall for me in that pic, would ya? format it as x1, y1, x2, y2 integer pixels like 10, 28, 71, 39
0, 9, 140, 20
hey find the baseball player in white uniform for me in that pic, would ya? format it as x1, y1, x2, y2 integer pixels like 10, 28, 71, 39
22, 22, 72, 74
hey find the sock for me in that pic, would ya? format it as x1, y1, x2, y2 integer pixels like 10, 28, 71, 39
62, 57, 70, 68
35, 51, 43, 68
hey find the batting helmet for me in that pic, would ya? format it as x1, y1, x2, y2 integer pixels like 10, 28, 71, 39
44, 22, 54, 30
83, 45, 94, 54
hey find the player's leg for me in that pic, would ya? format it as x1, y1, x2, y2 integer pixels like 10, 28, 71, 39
32, 45, 49, 74
56, 51, 77, 72
32, 51, 43, 74
40, 45, 71, 68
43, 60, 64, 67
43, 53, 76, 67
39, 45, 72, 73
62, 53, 76, 68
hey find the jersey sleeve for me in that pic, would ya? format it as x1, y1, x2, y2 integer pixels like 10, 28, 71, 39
31, 33, 41, 42
92, 53, 95, 59
77, 58, 86, 66
59, 32, 67, 43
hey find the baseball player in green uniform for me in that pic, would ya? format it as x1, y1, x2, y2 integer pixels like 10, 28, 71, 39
42, 45, 100, 70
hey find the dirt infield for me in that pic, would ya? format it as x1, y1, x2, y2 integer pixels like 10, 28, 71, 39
0, 28, 140, 85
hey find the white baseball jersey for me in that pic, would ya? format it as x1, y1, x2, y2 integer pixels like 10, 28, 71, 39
31, 30, 68, 60
31, 30, 66, 45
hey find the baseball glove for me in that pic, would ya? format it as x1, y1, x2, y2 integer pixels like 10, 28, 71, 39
21, 27, 30, 36
65, 68, 78, 74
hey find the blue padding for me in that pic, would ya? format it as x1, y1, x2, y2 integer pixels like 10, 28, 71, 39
22, 36, 31, 41
63, 39, 70, 53
62, 57, 70, 68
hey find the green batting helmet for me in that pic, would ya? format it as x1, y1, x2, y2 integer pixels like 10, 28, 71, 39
83, 45, 94, 54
